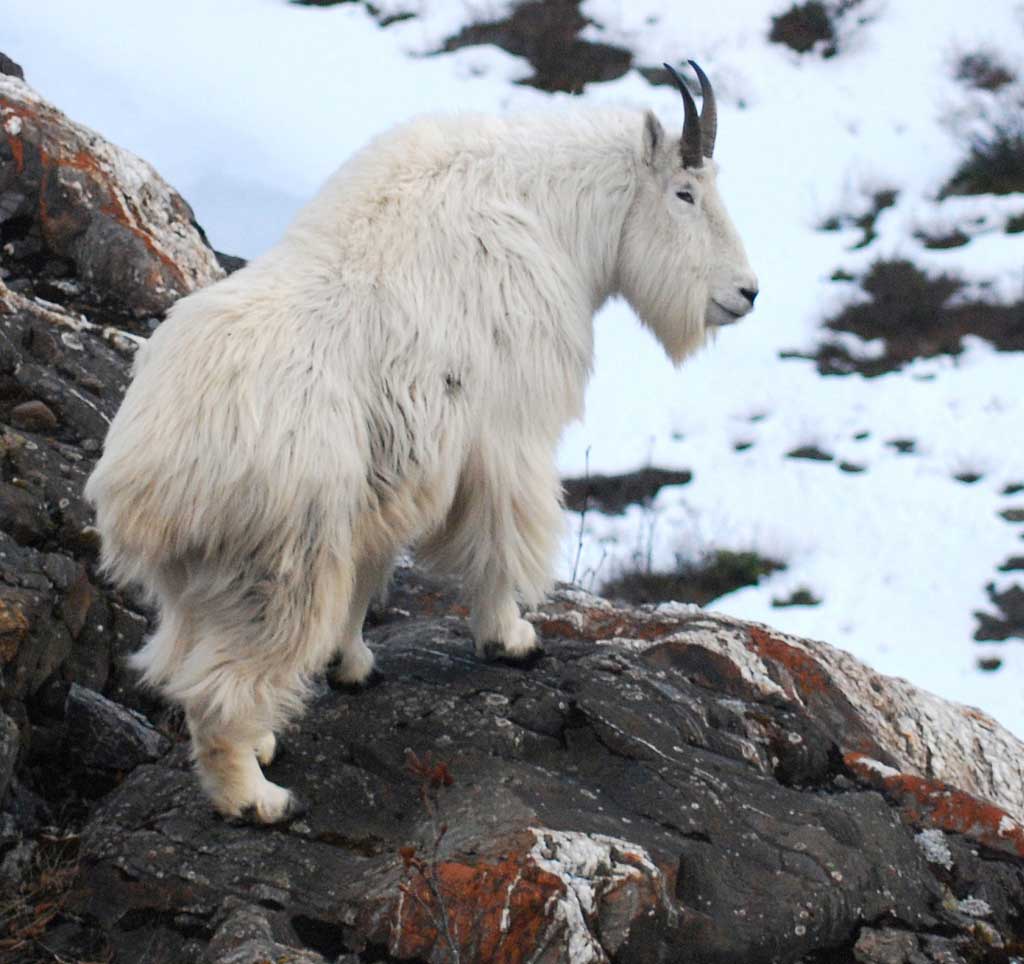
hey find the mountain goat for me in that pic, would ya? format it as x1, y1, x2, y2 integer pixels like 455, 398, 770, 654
86, 62, 758, 823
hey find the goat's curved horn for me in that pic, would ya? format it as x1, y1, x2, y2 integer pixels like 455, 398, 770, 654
663, 62, 703, 169
688, 60, 717, 158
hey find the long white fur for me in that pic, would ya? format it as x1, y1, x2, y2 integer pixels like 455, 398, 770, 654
85, 106, 756, 822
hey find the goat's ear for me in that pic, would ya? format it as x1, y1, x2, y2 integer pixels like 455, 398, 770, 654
642, 110, 665, 167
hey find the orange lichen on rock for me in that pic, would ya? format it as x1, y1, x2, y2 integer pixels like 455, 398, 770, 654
0, 595, 32, 663
747, 625, 831, 698
390, 848, 567, 963
534, 604, 680, 643
845, 751, 1024, 859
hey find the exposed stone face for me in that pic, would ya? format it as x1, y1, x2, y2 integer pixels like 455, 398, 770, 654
0, 72, 223, 317
0, 280, 150, 712
62, 580, 1024, 964
63, 682, 171, 772
0, 708, 17, 800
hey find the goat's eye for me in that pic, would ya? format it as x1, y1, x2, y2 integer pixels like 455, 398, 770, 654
676, 190, 695, 204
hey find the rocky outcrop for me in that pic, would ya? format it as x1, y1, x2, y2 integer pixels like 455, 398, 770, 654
0, 70, 223, 318
0, 278, 150, 720
58, 576, 1024, 963
0, 50, 1021, 964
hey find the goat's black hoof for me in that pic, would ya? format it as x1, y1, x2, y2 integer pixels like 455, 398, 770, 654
480, 640, 546, 669
330, 666, 384, 692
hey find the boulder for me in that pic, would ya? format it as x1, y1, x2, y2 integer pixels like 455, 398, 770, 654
0, 71, 223, 317
68, 575, 1024, 963
63, 682, 171, 772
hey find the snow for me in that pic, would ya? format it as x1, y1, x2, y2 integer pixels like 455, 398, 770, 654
5, 0, 1023, 736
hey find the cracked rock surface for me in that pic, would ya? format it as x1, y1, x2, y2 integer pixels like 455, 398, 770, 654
67, 576, 1024, 963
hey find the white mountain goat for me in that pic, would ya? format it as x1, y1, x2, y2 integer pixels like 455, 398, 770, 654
86, 62, 758, 823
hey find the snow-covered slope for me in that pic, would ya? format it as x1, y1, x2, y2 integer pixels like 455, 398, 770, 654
5, 0, 1023, 735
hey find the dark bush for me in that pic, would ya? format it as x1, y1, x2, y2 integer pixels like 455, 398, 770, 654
769, 2, 836, 55
787, 259, 1024, 376
772, 587, 822, 607
562, 467, 692, 515
602, 550, 784, 607
819, 189, 897, 249
956, 51, 1015, 92
941, 113, 1024, 197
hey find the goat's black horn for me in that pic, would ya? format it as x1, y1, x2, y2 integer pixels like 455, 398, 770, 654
663, 62, 703, 168
688, 59, 717, 158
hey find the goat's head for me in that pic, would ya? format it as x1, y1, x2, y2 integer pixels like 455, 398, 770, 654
618, 61, 758, 364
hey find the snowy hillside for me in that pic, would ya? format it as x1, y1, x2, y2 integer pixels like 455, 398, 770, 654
5, 0, 1023, 735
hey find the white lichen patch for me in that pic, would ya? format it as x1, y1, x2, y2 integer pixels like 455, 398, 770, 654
998, 815, 1021, 837
595, 635, 661, 652
3, 112, 22, 136
549, 587, 613, 610
915, 828, 953, 870
853, 756, 901, 781
528, 828, 664, 964
661, 623, 789, 702
957, 897, 992, 918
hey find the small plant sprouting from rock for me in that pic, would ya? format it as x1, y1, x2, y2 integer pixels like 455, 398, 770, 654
398, 751, 461, 963
0, 831, 105, 964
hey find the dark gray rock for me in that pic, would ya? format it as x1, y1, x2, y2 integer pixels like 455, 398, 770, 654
0, 285, 152, 709
0, 52, 23, 80
206, 903, 329, 964
63, 682, 171, 771
0, 72, 223, 316
0, 707, 17, 802
70, 600, 1024, 964
10, 398, 58, 432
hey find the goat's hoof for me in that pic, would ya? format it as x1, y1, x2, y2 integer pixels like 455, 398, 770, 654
281, 792, 310, 822
220, 782, 307, 826
480, 638, 545, 668
478, 616, 542, 666
227, 793, 308, 827
330, 666, 384, 693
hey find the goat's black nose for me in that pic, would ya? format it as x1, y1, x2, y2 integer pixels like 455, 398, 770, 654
740, 287, 759, 306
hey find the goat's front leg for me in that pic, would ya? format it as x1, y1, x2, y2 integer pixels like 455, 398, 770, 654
329, 552, 392, 687
470, 585, 540, 661
453, 441, 562, 662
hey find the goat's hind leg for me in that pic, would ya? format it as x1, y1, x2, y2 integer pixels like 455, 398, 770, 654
174, 550, 349, 823
188, 711, 304, 823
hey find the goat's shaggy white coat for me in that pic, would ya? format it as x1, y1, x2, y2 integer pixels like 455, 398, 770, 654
86, 106, 756, 822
